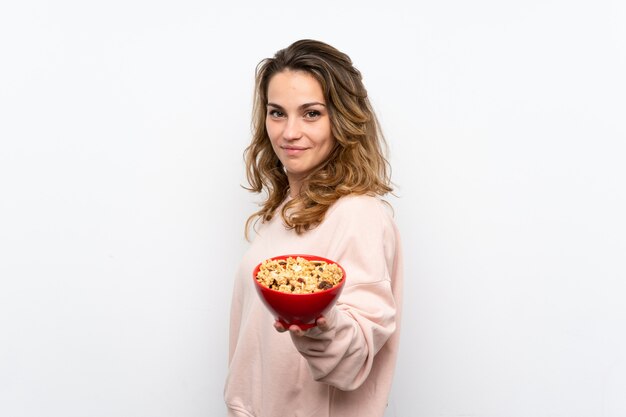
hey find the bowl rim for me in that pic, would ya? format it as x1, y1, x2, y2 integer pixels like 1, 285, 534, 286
252, 253, 346, 296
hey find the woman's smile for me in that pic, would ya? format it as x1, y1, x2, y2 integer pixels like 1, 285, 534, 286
282, 145, 310, 156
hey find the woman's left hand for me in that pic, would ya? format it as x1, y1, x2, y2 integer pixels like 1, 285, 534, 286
273, 316, 330, 336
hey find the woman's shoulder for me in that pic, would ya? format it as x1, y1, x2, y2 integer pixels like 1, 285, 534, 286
327, 194, 394, 223
320, 194, 400, 251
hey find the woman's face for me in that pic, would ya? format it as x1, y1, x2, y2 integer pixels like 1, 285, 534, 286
265, 70, 335, 195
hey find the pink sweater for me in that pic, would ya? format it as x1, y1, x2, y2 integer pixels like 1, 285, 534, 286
224, 195, 403, 417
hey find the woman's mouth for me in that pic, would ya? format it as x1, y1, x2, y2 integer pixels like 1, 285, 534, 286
282, 146, 308, 156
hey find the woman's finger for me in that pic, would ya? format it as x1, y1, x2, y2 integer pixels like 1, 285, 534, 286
274, 321, 288, 332
316, 316, 329, 331
288, 324, 305, 337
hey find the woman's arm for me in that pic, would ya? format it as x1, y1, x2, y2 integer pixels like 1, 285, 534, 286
286, 196, 401, 391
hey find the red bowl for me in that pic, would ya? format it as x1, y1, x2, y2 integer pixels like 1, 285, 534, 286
252, 254, 346, 330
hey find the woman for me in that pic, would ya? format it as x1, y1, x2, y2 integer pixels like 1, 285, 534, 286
224, 39, 403, 417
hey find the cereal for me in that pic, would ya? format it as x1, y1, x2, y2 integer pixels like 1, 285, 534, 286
256, 256, 343, 294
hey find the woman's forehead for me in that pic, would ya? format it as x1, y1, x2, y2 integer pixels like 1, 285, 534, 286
267, 70, 325, 105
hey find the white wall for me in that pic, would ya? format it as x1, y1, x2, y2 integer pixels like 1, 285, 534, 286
1, 1, 625, 416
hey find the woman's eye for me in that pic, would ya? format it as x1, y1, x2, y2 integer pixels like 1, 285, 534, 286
268, 110, 285, 118
304, 110, 321, 119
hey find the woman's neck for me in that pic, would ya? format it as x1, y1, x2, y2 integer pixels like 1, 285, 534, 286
287, 175, 303, 197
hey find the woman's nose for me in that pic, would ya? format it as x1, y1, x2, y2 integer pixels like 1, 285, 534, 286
282, 118, 303, 140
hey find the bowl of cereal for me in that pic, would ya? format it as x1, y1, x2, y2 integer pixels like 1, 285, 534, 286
253, 254, 346, 330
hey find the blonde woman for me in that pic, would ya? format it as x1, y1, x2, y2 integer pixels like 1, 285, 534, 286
225, 39, 403, 417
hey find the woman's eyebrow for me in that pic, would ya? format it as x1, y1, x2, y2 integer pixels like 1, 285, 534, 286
266, 102, 284, 109
299, 102, 326, 110
267, 102, 326, 110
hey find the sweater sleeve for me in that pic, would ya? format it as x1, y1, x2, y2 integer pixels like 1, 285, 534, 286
289, 196, 400, 391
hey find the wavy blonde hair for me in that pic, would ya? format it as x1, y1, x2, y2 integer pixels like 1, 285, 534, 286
244, 39, 393, 239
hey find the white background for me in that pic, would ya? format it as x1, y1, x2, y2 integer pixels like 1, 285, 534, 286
1, 1, 625, 416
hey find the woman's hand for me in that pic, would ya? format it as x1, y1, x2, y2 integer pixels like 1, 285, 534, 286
273, 316, 330, 336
